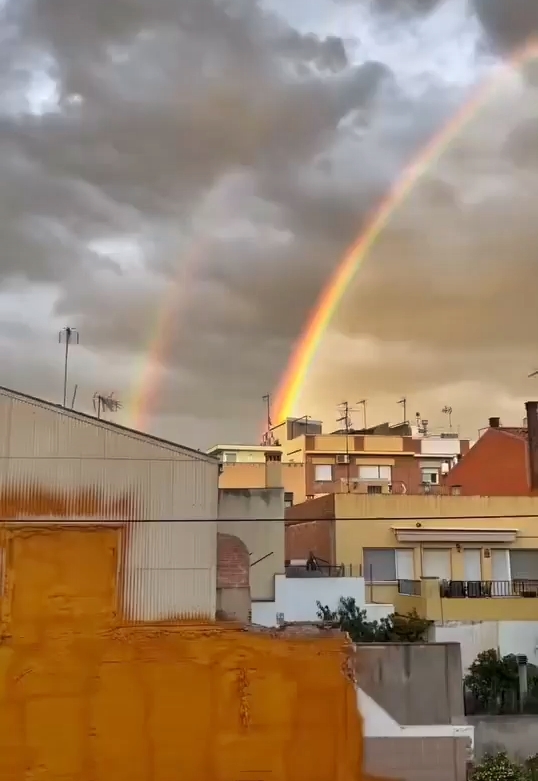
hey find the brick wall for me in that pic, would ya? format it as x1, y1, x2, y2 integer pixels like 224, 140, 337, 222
285, 495, 335, 563
444, 428, 529, 495
216, 533, 250, 588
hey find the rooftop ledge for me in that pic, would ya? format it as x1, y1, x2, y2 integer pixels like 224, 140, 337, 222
392, 526, 518, 543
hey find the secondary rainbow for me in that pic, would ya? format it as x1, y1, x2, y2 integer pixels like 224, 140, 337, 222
273, 41, 538, 424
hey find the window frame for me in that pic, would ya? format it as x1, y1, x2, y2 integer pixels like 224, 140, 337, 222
314, 464, 333, 482
359, 464, 392, 481
363, 548, 397, 583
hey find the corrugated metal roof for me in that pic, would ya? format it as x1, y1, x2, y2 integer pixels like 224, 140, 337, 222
0, 385, 216, 463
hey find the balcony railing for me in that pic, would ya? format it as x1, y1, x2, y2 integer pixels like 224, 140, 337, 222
439, 580, 538, 599
398, 579, 422, 596
285, 557, 355, 578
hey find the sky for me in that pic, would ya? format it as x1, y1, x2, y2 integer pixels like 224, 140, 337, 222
0, 0, 538, 447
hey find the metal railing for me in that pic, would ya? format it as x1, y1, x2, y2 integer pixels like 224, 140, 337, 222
439, 580, 538, 598
398, 579, 422, 596
285, 558, 354, 578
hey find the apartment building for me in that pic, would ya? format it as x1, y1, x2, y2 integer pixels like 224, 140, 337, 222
285, 492, 538, 622
210, 415, 472, 505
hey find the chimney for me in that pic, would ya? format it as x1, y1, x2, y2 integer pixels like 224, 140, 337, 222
489, 416, 500, 428
525, 402, 538, 492
265, 451, 283, 488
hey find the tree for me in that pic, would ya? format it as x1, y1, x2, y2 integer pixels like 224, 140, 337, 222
464, 649, 538, 714
316, 596, 432, 643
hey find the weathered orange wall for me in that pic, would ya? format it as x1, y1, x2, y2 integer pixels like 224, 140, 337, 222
0, 524, 374, 781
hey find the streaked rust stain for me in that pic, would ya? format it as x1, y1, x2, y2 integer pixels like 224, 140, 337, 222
0, 484, 138, 519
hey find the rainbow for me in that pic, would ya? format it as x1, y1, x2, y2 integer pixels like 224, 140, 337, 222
273, 40, 538, 424
130, 243, 205, 431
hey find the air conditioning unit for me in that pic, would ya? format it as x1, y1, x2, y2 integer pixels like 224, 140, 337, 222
336, 454, 350, 464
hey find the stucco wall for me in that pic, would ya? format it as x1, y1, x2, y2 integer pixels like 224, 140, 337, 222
0, 524, 369, 781
218, 488, 285, 601
251, 574, 393, 627
333, 494, 538, 581
469, 715, 538, 762
434, 620, 538, 669
354, 643, 465, 726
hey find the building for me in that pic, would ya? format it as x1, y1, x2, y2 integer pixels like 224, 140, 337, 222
443, 403, 538, 496
212, 415, 472, 505
217, 453, 285, 603
0, 521, 365, 781
0, 384, 221, 620
284, 493, 538, 626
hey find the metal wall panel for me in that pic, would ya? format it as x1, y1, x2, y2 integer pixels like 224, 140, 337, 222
121, 521, 216, 621
0, 388, 220, 620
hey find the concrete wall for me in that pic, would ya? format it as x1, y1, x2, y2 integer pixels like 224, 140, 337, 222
469, 715, 538, 762
251, 574, 393, 627
217, 488, 285, 601
434, 620, 538, 669
0, 523, 365, 781
354, 643, 465, 726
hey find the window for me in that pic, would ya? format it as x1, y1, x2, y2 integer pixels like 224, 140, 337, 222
222, 452, 237, 463
359, 465, 392, 480
314, 464, 332, 482
363, 549, 414, 582
510, 550, 538, 580
284, 492, 294, 508
421, 469, 439, 485
367, 485, 382, 495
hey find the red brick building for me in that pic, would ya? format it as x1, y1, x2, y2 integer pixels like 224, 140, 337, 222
443, 409, 537, 496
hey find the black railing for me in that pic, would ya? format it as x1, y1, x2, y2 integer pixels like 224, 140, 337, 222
440, 580, 538, 598
285, 557, 354, 578
398, 579, 422, 596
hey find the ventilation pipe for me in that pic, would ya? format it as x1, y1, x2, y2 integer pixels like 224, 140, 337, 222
525, 402, 538, 492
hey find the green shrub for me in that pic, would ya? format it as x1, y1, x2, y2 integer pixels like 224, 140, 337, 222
470, 752, 527, 781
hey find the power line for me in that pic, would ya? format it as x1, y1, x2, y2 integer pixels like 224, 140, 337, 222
17, 513, 538, 523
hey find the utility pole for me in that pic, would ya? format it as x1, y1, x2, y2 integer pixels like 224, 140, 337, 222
398, 397, 407, 424
59, 327, 79, 408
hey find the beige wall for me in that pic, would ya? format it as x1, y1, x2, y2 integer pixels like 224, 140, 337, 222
217, 488, 285, 601
219, 462, 308, 504
334, 495, 538, 602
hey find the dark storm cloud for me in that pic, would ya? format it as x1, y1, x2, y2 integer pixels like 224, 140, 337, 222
1, 0, 538, 441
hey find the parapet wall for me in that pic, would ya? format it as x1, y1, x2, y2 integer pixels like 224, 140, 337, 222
0, 523, 369, 781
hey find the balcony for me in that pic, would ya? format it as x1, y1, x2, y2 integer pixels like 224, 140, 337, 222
394, 577, 538, 621
285, 556, 355, 578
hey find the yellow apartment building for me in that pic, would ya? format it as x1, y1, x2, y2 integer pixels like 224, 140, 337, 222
290, 493, 538, 622
210, 416, 471, 505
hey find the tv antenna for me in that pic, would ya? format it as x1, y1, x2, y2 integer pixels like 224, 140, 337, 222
260, 393, 277, 445
397, 397, 407, 423
93, 392, 122, 420
58, 327, 79, 408
441, 405, 453, 430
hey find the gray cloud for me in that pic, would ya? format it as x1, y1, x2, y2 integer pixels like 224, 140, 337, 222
0, 0, 537, 446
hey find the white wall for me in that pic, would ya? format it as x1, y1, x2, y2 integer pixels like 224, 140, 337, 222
358, 688, 474, 750
251, 574, 393, 627
433, 621, 538, 671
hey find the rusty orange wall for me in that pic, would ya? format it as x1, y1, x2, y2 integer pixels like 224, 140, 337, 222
0, 524, 377, 781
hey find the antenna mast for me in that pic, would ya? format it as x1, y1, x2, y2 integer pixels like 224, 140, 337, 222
260, 393, 276, 445
59, 327, 79, 408
93, 392, 122, 421
337, 401, 362, 493
398, 397, 407, 424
